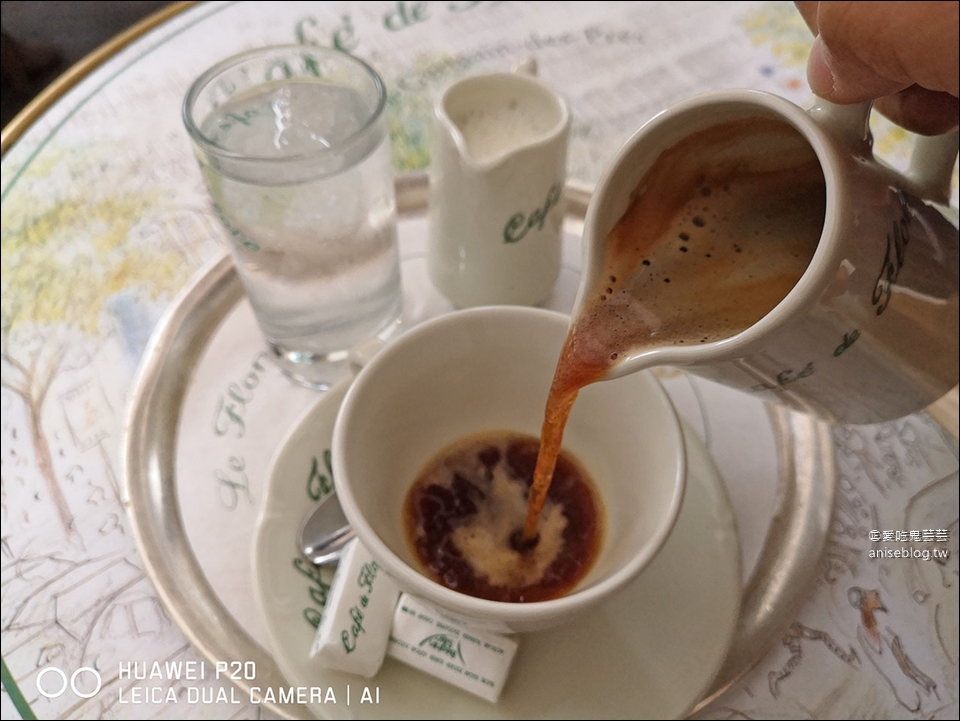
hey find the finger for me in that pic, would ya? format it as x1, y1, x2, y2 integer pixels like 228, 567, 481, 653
874, 86, 960, 136
806, 34, 905, 101
809, 2, 959, 102
794, 1, 820, 32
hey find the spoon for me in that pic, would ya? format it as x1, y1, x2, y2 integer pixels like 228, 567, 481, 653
298, 492, 354, 566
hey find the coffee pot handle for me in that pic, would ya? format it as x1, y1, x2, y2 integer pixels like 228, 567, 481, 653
906, 131, 959, 206
807, 99, 872, 151
810, 99, 959, 206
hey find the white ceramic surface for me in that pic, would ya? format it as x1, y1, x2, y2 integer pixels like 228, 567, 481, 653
331, 307, 686, 632
252, 375, 741, 720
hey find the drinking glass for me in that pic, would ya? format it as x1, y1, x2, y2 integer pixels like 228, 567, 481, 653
184, 45, 402, 389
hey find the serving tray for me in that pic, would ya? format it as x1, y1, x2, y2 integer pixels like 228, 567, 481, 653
123, 172, 836, 718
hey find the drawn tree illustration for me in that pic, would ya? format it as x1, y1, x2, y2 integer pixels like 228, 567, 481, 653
1, 151, 197, 537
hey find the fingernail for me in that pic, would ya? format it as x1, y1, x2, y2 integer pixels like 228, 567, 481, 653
807, 35, 835, 96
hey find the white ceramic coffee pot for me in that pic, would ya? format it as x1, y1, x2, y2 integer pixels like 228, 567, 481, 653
579, 91, 958, 425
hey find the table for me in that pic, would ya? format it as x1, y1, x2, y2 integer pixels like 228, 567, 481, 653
2, 2, 957, 719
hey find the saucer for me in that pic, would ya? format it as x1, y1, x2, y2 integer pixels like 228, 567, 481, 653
253, 377, 742, 719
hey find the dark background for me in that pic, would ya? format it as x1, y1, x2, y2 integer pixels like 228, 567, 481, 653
1, 1, 175, 129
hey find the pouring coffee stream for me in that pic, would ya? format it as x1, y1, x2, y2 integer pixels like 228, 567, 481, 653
305, 91, 958, 560
520, 113, 830, 542
520, 93, 959, 542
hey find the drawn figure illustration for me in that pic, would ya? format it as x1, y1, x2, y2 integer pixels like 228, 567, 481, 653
768, 621, 860, 698
848, 587, 939, 713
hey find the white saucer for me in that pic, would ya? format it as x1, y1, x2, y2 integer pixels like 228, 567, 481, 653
253, 378, 742, 720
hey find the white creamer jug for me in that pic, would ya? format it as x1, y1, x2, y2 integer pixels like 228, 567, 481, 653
428, 65, 571, 308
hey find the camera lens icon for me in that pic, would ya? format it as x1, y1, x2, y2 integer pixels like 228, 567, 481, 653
35, 666, 102, 699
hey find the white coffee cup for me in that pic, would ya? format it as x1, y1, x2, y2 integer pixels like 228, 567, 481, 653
427, 69, 571, 308
331, 306, 685, 633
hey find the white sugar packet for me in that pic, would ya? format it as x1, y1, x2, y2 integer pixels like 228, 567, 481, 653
310, 539, 401, 678
386, 593, 519, 702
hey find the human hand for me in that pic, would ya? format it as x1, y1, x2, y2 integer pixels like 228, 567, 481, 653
795, 1, 959, 135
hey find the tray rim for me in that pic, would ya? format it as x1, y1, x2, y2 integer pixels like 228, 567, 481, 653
123, 171, 838, 719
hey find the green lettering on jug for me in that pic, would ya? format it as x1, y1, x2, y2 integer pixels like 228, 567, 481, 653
504, 183, 563, 243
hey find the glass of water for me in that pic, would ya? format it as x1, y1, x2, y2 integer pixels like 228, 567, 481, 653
183, 45, 402, 389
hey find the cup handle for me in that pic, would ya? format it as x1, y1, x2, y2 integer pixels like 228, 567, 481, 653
810, 99, 959, 206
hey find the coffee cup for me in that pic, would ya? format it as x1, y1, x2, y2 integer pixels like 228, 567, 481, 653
427, 67, 571, 308
331, 306, 685, 632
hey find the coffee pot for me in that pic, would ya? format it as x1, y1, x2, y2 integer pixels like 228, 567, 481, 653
579, 90, 958, 425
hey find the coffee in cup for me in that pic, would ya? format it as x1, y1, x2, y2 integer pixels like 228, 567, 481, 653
570, 117, 824, 369
332, 307, 685, 632
403, 429, 602, 603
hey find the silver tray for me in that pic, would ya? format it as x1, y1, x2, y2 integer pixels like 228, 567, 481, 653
123, 172, 836, 718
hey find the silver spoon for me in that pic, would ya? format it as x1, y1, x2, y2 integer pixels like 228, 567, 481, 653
298, 492, 354, 566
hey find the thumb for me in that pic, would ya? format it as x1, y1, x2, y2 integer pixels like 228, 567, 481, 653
806, 1, 959, 103
806, 34, 903, 101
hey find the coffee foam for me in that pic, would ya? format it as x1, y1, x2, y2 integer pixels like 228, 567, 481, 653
569, 116, 826, 375
450, 461, 567, 588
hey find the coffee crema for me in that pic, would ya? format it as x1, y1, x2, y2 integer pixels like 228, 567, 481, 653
522, 117, 826, 539
403, 430, 603, 603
